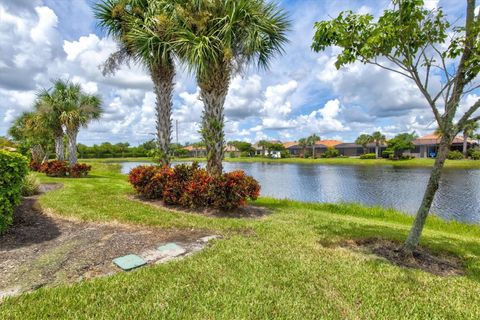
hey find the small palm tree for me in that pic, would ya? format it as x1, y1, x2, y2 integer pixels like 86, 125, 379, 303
462, 121, 479, 158
58, 82, 103, 165
371, 131, 386, 159
298, 138, 308, 158
175, 0, 290, 175
306, 134, 321, 158
35, 80, 73, 161
95, 0, 177, 166
355, 134, 373, 154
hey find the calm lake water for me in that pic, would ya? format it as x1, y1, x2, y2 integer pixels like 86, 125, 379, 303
119, 161, 480, 224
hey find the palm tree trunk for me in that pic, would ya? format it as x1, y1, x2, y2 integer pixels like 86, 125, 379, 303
199, 68, 230, 177
463, 132, 468, 158
404, 135, 451, 252
151, 61, 175, 166
66, 128, 79, 165
312, 145, 316, 158
54, 134, 65, 161
375, 142, 380, 159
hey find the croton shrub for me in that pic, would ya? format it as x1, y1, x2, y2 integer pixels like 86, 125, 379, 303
0, 150, 29, 235
36, 160, 92, 178
128, 163, 260, 211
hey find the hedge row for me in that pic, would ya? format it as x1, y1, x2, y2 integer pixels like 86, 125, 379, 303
129, 163, 260, 211
0, 150, 28, 234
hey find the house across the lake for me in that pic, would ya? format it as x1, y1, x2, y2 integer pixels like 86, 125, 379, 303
407, 133, 477, 158
285, 140, 343, 157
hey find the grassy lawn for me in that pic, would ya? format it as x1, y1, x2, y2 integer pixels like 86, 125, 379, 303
86, 156, 480, 169
1, 162, 480, 318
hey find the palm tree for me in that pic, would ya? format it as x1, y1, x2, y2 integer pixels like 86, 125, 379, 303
35, 80, 73, 161
298, 138, 308, 158
175, 0, 290, 175
58, 82, 103, 165
462, 121, 479, 158
355, 134, 373, 154
95, 0, 177, 166
306, 134, 321, 158
371, 131, 386, 159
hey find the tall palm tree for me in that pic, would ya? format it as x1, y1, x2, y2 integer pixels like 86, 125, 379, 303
462, 121, 479, 158
371, 131, 386, 159
355, 134, 373, 155
306, 134, 321, 158
59, 84, 102, 165
175, 0, 290, 176
298, 138, 308, 158
95, 0, 177, 166
35, 80, 73, 161
257, 140, 271, 156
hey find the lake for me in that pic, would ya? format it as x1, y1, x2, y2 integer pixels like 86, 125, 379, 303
119, 161, 480, 224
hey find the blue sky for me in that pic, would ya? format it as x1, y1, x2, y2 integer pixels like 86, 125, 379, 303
0, 0, 476, 146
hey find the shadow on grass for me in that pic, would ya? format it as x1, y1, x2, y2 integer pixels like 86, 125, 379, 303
315, 220, 480, 282
0, 197, 61, 250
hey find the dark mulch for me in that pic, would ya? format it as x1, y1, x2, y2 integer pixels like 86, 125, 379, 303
341, 238, 464, 277
130, 195, 271, 219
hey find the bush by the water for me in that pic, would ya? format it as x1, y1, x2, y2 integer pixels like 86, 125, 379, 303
468, 148, 480, 160
382, 150, 394, 159
360, 153, 376, 159
0, 150, 28, 235
128, 163, 260, 211
39, 160, 92, 178
447, 150, 464, 160
320, 147, 340, 158
22, 173, 40, 196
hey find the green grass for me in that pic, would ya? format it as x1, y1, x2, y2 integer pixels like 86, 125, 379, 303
84, 156, 480, 169
2, 162, 480, 319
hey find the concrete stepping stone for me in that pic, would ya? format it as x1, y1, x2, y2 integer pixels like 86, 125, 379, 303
199, 235, 219, 243
113, 254, 146, 271
157, 243, 186, 258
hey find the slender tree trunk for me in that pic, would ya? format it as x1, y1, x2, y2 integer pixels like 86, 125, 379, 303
66, 128, 79, 165
199, 67, 230, 177
54, 134, 65, 161
312, 145, 316, 158
30, 144, 45, 163
150, 61, 175, 167
463, 132, 468, 158
375, 142, 380, 159
404, 135, 451, 252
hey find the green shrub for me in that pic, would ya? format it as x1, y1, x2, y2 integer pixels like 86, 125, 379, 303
22, 173, 40, 196
320, 147, 340, 158
447, 150, 464, 160
240, 151, 250, 157
382, 150, 394, 159
0, 150, 28, 234
470, 150, 480, 160
360, 153, 376, 159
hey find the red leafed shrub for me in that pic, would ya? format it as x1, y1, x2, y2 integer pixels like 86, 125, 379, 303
128, 163, 261, 211
29, 160, 42, 172
211, 171, 261, 210
70, 163, 92, 178
40, 160, 69, 177
128, 166, 162, 199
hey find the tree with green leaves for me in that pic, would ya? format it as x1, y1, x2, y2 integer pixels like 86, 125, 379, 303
298, 138, 309, 158
355, 134, 373, 155
371, 131, 387, 159
387, 132, 417, 159
59, 83, 103, 165
313, 0, 480, 252
257, 140, 272, 156
306, 134, 321, 158
35, 80, 72, 161
174, 0, 290, 175
8, 112, 53, 162
95, 0, 177, 166
462, 121, 479, 158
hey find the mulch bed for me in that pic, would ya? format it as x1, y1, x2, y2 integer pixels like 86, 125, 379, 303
129, 195, 271, 219
340, 238, 464, 276
0, 184, 210, 299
